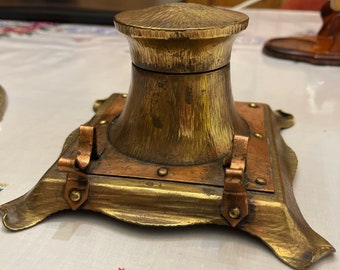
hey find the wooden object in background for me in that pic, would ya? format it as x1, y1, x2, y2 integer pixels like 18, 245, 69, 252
263, 1, 340, 65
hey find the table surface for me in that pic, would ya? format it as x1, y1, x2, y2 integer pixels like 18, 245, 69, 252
0, 8, 339, 270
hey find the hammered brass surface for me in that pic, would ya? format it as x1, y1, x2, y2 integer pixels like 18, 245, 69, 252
82, 97, 273, 192
0, 99, 335, 269
114, 3, 248, 73
0, 94, 335, 269
108, 51, 248, 166
0, 3, 335, 270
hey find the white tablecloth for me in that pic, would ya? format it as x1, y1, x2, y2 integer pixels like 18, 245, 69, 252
0, 8, 339, 270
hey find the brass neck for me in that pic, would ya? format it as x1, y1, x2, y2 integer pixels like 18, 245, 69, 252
109, 64, 248, 165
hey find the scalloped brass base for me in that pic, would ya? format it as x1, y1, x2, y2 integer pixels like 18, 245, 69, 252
0, 94, 335, 270
0, 4, 335, 269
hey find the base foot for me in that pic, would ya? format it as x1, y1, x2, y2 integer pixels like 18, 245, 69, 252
0, 96, 335, 269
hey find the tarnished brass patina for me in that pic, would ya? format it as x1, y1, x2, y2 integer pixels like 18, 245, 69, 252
0, 3, 335, 269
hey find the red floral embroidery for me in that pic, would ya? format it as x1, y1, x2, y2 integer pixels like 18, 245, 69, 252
0, 22, 54, 36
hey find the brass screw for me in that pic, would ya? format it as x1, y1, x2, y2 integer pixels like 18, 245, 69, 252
121, 93, 128, 98
228, 206, 241, 219
255, 177, 267, 185
157, 167, 168, 176
69, 190, 81, 202
253, 132, 263, 139
249, 103, 258, 108
99, 120, 108, 125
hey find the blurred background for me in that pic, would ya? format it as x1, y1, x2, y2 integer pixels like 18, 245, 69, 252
0, 0, 328, 25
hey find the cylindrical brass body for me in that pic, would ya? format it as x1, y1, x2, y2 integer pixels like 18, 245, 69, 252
110, 3, 249, 165
109, 64, 248, 165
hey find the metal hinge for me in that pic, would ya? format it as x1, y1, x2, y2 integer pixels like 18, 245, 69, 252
57, 125, 97, 210
221, 134, 249, 227
56, 94, 126, 210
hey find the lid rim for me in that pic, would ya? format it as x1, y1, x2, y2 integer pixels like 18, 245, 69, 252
114, 3, 249, 39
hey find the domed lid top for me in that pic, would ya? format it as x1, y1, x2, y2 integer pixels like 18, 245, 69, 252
114, 3, 248, 39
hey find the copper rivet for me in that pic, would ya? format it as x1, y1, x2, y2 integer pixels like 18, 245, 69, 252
249, 103, 258, 108
254, 132, 263, 139
99, 120, 107, 125
69, 190, 81, 202
157, 167, 168, 176
121, 94, 128, 98
255, 177, 267, 185
228, 206, 241, 219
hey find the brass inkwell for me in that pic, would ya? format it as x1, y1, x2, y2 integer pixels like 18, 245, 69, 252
0, 3, 335, 269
